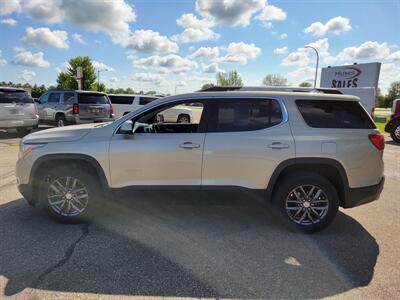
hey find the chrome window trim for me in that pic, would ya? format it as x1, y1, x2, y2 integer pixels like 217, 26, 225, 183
113, 95, 289, 135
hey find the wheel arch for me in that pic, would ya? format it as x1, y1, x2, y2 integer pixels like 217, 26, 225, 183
266, 158, 350, 207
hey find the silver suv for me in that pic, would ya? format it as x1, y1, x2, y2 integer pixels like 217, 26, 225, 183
36, 90, 114, 127
16, 87, 385, 232
0, 87, 39, 135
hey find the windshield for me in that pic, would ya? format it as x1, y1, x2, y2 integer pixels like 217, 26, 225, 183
78, 93, 109, 104
0, 91, 33, 104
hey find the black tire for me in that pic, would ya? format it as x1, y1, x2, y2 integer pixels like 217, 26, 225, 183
16, 127, 31, 136
272, 172, 339, 233
38, 165, 102, 223
55, 114, 66, 127
390, 123, 400, 143
177, 114, 190, 123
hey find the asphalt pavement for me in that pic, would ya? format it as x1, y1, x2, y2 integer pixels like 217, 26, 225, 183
0, 127, 399, 299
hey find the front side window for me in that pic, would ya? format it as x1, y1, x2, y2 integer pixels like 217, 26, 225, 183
207, 99, 283, 132
48, 93, 60, 103
296, 100, 375, 129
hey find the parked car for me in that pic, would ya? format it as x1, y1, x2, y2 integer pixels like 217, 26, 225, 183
108, 94, 193, 123
16, 87, 384, 233
384, 98, 400, 143
36, 90, 114, 127
0, 87, 39, 135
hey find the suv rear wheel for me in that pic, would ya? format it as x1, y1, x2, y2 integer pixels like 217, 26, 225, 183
390, 122, 400, 143
272, 172, 339, 233
55, 114, 66, 127
39, 165, 101, 223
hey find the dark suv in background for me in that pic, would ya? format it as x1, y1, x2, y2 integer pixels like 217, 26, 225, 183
35, 90, 114, 127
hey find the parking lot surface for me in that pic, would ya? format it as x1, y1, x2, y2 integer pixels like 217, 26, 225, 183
0, 127, 399, 299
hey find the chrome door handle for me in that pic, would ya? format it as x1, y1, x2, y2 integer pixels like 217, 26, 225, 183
179, 142, 200, 149
268, 142, 289, 149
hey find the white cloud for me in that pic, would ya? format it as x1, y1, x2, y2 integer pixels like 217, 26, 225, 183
172, 27, 219, 43
287, 66, 315, 78
134, 54, 198, 73
176, 13, 214, 28
274, 46, 288, 55
92, 61, 114, 72
132, 72, 164, 84
116, 29, 178, 53
0, 18, 17, 26
18, 69, 36, 81
305, 16, 351, 36
306, 38, 337, 64
187, 74, 215, 82
21, 0, 135, 35
72, 33, 84, 44
109, 77, 118, 83
196, 0, 265, 27
380, 63, 400, 92
256, 4, 287, 27
387, 50, 400, 61
202, 62, 224, 73
22, 27, 69, 49
0, 50, 6, 66
0, 0, 20, 16
215, 42, 261, 64
190, 46, 220, 59
279, 33, 288, 40
55, 61, 70, 73
337, 41, 390, 61
281, 49, 309, 67
176, 80, 187, 87
12, 48, 50, 67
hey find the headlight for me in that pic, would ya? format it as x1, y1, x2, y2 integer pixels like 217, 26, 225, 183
19, 143, 46, 158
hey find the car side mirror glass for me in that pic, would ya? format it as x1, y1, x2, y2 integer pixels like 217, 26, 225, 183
132, 122, 147, 134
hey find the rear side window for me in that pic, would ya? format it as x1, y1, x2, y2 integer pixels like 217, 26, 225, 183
48, 93, 60, 103
0, 90, 33, 103
208, 99, 283, 132
139, 97, 157, 105
78, 93, 109, 104
296, 100, 375, 129
64, 92, 75, 104
109, 95, 134, 105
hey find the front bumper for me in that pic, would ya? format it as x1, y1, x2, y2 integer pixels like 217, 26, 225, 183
343, 177, 385, 208
17, 183, 38, 206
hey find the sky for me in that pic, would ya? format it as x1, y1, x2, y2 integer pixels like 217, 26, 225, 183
0, 0, 399, 94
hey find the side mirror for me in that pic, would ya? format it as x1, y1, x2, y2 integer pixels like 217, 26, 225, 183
119, 120, 134, 134
34, 99, 41, 104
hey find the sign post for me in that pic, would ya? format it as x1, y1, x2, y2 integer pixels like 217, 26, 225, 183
320, 62, 381, 89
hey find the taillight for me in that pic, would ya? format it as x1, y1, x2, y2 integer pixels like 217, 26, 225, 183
72, 103, 79, 114
371, 107, 375, 119
368, 133, 385, 151
109, 104, 114, 117
33, 105, 38, 116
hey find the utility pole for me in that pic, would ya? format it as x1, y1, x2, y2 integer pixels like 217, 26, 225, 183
304, 45, 319, 88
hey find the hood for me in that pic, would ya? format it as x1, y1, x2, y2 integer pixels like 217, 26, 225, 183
22, 123, 98, 144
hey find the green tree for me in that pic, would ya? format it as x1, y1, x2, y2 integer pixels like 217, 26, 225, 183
299, 81, 312, 87
31, 84, 47, 98
201, 83, 215, 90
386, 81, 400, 107
56, 56, 97, 90
92, 82, 106, 92
216, 70, 243, 86
262, 74, 288, 86
145, 90, 157, 95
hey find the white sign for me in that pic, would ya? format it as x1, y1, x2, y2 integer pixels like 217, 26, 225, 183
320, 62, 381, 89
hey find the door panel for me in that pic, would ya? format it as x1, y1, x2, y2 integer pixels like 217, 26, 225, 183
109, 132, 206, 188
202, 123, 294, 189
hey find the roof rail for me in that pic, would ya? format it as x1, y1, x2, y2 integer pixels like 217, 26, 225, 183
198, 86, 342, 95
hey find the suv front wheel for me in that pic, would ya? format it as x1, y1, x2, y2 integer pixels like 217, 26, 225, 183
272, 172, 339, 233
39, 165, 101, 223
390, 122, 400, 143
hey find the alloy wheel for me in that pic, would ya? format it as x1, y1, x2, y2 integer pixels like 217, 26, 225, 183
285, 185, 329, 226
47, 176, 89, 217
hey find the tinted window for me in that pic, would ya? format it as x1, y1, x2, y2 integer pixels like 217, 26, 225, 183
78, 93, 109, 104
39, 93, 49, 103
139, 97, 157, 105
109, 95, 134, 105
0, 90, 33, 103
48, 93, 60, 103
64, 92, 75, 104
296, 100, 375, 129
208, 99, 283, 132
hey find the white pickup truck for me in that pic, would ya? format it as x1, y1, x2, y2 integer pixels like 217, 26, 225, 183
108, 94, 193, 123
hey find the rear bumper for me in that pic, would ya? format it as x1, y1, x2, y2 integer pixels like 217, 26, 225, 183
0, 117, 39, 129
67, 115, 114, 124
343, 177, 385, 208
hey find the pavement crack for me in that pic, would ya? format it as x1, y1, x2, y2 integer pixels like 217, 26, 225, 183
32, 223, 90, 288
